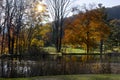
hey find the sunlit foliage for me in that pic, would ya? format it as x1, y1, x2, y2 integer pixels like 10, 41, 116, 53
63, 7, 110, 53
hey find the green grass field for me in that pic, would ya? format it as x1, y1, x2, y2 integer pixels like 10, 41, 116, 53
44, 47, 85, 53
0, 74, 120, 80
44, 46, 120, 54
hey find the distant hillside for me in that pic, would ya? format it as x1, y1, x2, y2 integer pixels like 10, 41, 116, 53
106, 5, 120, 19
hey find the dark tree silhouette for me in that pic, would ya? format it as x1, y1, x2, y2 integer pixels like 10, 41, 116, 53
46, 0, 72, 52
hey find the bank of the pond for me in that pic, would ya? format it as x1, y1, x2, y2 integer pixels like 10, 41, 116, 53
0, 74, 120, 80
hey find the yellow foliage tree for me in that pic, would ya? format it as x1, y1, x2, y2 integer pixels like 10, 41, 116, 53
63, 7, 110, 53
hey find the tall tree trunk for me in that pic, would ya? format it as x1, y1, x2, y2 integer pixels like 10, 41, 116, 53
1, 25, 5, 54
54, 22, 59, 52
100, 39, 103, 62
11, 34, 15, 54
86, 31, 90, 61
58, 21, 63, 52
15, 33, 19, 54
8, 27, 12, 54
86, 32, 90, 53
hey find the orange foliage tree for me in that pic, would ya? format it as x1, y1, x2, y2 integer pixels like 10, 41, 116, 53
63, 7, 110, 53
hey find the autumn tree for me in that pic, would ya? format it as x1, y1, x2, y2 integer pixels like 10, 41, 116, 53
5, 0, 22, 55
31, 23, 52, 47
23, 0, 47, 53
63, 5, 110, 55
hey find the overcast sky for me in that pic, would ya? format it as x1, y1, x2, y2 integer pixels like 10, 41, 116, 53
74, 0, 120, 7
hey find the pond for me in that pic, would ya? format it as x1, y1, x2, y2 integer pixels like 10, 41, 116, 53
0, 54, 120, 78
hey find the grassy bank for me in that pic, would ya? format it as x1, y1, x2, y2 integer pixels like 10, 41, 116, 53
0, 74, 120, 80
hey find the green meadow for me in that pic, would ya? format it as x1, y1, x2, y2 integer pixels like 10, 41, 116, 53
0, 74, 120, 80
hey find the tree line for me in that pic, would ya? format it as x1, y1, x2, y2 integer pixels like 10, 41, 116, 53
0, 0, 119, 57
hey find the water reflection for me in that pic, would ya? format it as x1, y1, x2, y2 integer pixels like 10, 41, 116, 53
0, 54, 119, 78
0, 59, 36, 77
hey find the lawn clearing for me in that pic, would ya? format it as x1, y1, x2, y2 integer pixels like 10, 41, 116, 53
44, 47, 85, 53
0, 74, 120, 80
